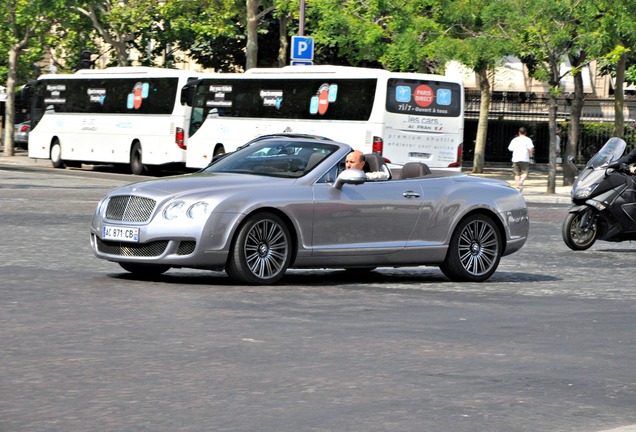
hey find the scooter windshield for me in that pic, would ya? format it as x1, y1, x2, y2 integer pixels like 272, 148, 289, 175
588, 137, 626, 169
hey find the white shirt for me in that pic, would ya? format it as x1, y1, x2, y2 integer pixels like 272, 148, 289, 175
508, 135, 534, 162
365, 171, 390, 181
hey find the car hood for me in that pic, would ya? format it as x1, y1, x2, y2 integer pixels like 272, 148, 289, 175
114, 172, 292, 198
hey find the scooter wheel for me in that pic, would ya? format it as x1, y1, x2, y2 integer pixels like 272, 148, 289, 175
562, 212, 597, 250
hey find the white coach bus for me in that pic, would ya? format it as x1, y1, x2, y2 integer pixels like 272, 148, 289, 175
182, 65, 465, 170
27, 67, 200, 174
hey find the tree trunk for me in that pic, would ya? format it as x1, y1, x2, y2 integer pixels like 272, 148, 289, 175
471, 68, 491, 173
245, 0, 261, 70
3, 45, 20, 157
278, 14, 290, 67
564, 52, 586, 186
614, 52, 626, 137
546, 95, 557, 194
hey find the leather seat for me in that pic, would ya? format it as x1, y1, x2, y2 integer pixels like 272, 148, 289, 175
364, 153, 391, 179
305, 152, 326, 172
401, 162, 431, 179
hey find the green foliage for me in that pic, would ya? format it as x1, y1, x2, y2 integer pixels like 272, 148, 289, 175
560, 121, 636, 159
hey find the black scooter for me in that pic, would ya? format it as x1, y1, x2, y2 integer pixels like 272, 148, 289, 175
562, 137, 636, 250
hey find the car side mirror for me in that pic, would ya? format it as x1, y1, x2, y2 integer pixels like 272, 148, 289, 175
333, 169, 366, 190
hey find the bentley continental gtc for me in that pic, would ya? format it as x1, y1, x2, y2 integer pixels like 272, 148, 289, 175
90, 135, 529, 284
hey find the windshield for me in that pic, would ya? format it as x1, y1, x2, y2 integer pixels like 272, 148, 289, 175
201, 139, 340, 178
588, 137, 627, 169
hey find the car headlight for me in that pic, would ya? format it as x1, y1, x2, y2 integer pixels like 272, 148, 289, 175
187, 201, 211, 219
163, 201, 185, 220
96, 197, 109, 217
574, 184, 598, 199
162, 200, 212, 220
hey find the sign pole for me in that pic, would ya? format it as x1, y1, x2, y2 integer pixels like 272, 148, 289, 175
299, 0, 305, 36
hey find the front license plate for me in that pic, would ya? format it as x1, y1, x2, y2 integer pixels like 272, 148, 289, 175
102, 225, 139, 243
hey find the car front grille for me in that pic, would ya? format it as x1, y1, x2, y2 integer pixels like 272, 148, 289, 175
96, 238, 197, 257
97, 238, 169, 257
106, 196, 156, 222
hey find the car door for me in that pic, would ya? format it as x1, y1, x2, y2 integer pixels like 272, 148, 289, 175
311, 179, 424, 257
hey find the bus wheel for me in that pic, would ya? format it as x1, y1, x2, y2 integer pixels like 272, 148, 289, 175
50, 139, 65, 169
213, 145, 225, 157
130, 142, 145, 175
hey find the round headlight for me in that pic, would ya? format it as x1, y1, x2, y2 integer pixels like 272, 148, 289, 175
187, 201, 211, 219
97, 197, 109, 217
163, 201, 185, 220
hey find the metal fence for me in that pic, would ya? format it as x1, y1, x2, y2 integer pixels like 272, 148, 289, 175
464, 91, 636, 163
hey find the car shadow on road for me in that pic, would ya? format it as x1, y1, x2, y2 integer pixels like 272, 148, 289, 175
108, 267, 560, 288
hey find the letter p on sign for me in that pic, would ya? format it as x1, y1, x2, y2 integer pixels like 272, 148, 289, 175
291, 36, 314, 61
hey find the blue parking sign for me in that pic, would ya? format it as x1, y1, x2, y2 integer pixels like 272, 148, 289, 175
291, 36, 314, 61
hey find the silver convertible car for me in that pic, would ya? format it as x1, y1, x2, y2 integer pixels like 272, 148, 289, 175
90, 135, 529, 284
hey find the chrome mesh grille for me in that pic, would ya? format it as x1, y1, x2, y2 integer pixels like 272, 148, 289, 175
97, 238, 168, 257
106, 196, 156, 222
177, 241, 196, 255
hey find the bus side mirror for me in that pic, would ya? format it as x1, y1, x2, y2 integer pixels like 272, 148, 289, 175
180, 84, 195, 106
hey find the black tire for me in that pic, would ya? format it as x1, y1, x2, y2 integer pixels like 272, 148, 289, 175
130, 142, 145, 175
226, 212, 292, 285
50, 139, 65, 168
440, 214, 502, 282
213, 145, 225, 157
562, 211, 597, 251
119, 262, 171, 275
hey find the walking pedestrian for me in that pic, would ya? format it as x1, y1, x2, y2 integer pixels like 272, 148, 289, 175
508, 127, 534, 190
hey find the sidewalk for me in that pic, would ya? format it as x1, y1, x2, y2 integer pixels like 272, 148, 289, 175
0, 150, 573, 205
465, 162, 573, 205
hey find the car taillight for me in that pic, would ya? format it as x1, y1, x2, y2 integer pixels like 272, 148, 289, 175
372, 136, 383, 154
448, 143, 463, 168
176, 127, 186, 150
20, 125, 30, 133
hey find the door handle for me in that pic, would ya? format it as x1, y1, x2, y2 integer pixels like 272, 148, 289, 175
403, 191, 421, 199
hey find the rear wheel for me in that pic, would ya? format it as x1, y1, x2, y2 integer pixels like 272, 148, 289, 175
562, 211, 597, 250
50, 139, 65, 168
213, 145, 225, 157
440, 214, 502, 282
130, 142, 145, 175
119, 262, 171, 276
226, 212, 292, 285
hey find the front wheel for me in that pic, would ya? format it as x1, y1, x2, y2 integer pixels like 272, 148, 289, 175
562, 211, 597, 250
50, 139, 65, 168
226, 212, 292, 285
130, 142, 145, 175
440, 214, 502, 282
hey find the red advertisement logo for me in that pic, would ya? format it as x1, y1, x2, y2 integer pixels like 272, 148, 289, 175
413, 84, 434, 107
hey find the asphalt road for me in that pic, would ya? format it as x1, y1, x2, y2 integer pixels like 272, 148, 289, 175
1, 165, 636, 432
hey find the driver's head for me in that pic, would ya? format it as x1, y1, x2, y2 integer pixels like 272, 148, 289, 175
345, 150, 366, 170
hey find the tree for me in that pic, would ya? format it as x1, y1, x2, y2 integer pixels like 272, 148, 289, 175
503, 0, 587, 194
433, 0, 515, 173
589, 0, 636, 143
306, 0, 394, 68
73, 0, 160, 67
1, 0, 63, 157
156, 0, 245, 71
